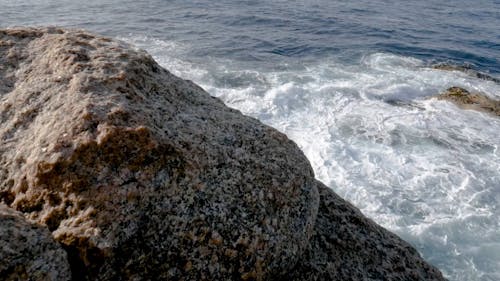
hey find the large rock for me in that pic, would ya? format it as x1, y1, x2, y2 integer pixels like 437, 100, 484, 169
287, 183, 445, 280
0, 27, 318, 280
0, 27, 446, 280
0, 204, 71, 280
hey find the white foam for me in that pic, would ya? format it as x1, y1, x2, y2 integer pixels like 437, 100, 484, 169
126, 36, 500, 281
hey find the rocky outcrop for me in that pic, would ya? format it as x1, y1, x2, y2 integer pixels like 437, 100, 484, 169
0, 204, 71, 281
287, 183, 444, 280
0, 27, 317, 280
432, 63, 500, 84
0, 27, 445, 280
436, 87, 500, 117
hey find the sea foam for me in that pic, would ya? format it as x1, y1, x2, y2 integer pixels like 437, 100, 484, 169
126, 35, 500, 281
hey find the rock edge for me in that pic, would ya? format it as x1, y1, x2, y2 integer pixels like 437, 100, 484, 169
1, 27, 446, 281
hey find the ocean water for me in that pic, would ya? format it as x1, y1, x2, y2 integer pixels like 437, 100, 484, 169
1, 0, 499, 280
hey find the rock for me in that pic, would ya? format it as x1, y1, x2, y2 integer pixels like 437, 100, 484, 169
436, 87, 500, 117
432, 63, 500, 84
0, 27, 446, 280
287, 182, 446, 281
0, 204, 71, 281
0, 27, 318, 280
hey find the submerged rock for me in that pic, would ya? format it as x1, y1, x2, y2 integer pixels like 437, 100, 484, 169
0, 27, 445, 280
436, 87, 500, 117
0, 204, 71, 281
432, 63, 500, 84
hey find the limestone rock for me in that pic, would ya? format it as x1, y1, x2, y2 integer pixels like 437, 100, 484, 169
0, 27, 318, 280
0, 204, 71, 281
287, 182, 446, 281
436, 86, 500, 117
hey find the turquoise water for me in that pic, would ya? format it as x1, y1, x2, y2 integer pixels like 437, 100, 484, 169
2, 1, 500, 280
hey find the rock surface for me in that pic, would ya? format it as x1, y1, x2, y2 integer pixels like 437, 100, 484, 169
0, 27, 318, 281
0, 204, 71, 281
437, 86, 500, 117
432, 63, 500, 84
0, 27, 445, 280
287, 183, 445, 281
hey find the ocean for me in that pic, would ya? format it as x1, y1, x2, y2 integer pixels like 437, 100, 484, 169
1, 0, 499, 280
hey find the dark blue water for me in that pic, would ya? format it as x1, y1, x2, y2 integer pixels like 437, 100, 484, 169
2, 1, 500, 281
2, 0, 500, 73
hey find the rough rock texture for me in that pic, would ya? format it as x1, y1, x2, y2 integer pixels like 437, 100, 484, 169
0, 27, 318, 281
287, 183, 445, 281
0, 27, 446, 280
432, 63, 500, 84
0, 204, 71, 281
437, 87, 500, 117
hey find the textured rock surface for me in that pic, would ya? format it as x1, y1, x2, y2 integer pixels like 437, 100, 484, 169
0, 204, 71, 281
0, 27, 445, 280
437, 86, 500, 117
0, 27, 318, 280
287, 183, 446, 281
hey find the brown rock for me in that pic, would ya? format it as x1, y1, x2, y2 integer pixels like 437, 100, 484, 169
0, 204, 71, 281
0, 27, 446, 280
436, 86, 500, 117
0, 27, 318, 280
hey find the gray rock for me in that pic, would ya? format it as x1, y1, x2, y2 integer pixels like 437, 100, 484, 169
432, 63, 500, 84
0, 204, 71, 281
287, 182, 446, 281
0, 27, 318, 280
